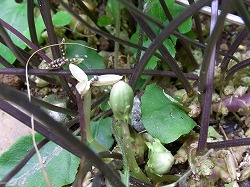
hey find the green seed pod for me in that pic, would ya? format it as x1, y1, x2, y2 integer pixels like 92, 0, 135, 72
146, 139, 175, 176
109, 81, 133, 122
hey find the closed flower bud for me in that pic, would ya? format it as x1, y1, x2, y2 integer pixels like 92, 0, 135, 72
109, 81, 133, 122
146, 139, 175, 176
91, 74, 123, 86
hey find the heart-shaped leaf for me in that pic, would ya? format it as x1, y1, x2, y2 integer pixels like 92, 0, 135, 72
141, 84, 196, 143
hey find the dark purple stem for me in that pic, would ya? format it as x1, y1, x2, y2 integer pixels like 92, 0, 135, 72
0, 68, 198, 80
197, 0, 233, 153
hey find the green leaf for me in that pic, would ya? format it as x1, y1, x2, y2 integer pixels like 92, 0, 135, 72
22, 15, 45, 44
91, 118, 114, 150
145, 1, 191, 34
100, 100, 111, 111
0, 134, 80, 187
224, 183, 233, 187
65, 40, 105, 70
0, 2, 72, 66
0, 0, 28, 49
130, 34, 175, 80
141, 39, 159, 72
144, 0, 175, 23
163, 39, 176, 58
136, 38, 175, 80
52, 11, 72, 27
169, 4, 192, 34
141, 84, 196, 143
0, 0, 28, 65
0, 43, 16, 67
106, 0, 124, 15
24, 11, 71, 44
98, 15, 114, 27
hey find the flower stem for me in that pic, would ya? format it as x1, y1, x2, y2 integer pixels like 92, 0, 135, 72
112, 119, 129, 186
119, 120, 150, 184
84, 90, 107, 152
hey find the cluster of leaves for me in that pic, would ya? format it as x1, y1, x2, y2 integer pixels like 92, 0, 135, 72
0, 0, 250, 186
0, 0, 72, 67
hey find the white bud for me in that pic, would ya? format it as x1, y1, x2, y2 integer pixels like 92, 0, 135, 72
76, 81, 90, 96
92, 74, 123, 86
69, 63, 88, 82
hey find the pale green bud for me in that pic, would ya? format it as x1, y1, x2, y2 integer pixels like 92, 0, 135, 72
109, 81, 134, 122
146, 139, 175, 176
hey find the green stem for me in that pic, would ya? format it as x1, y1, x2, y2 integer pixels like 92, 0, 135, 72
112, 119, 129, 186
120, 120, 150, 184
84, 90, 107, 152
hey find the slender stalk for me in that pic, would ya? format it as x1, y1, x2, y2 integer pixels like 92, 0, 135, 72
0, 68, 199, 80
221, 27, 248, 71
188, 0, 205, 44
226, 58, 250, 80
37, 0, 60, 58
38, 0, 76, 102
128, 11, 193, 94
119, 120, 150, 184
27, 0, 39, 46
112, 120, 129, 186
134, 0, 144, 66
72, 157, 87, 187
76, 91, 87, 143
197, 0, 233, 153
207, 138, 250, 149
84, 90, 107, 152
74, 0, 109, 33
234, 0, 250, 32
159, 0, 199, 68
0, 18, 51, 63
0, 21, 27, 66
